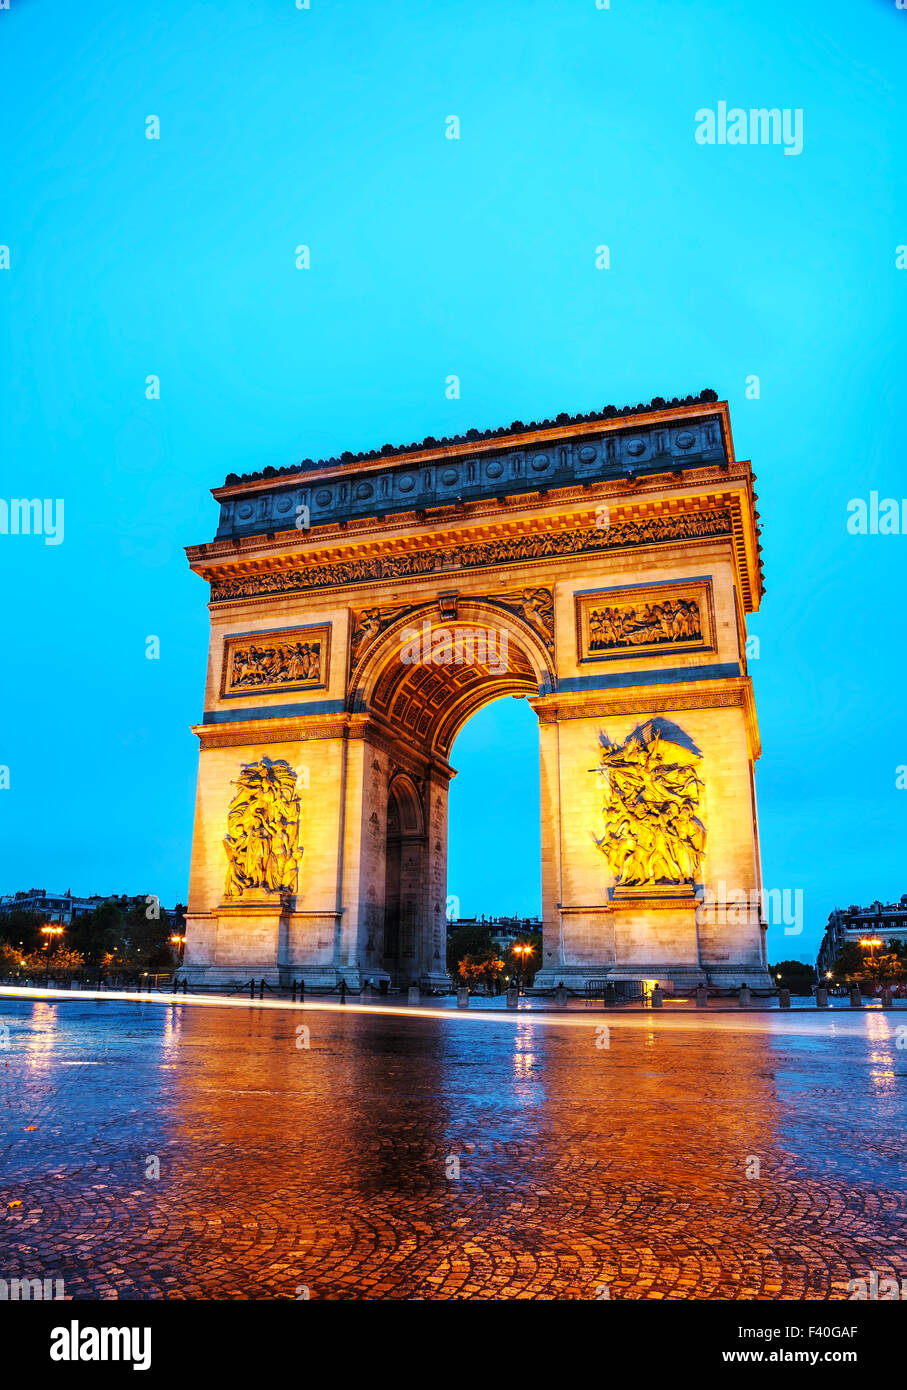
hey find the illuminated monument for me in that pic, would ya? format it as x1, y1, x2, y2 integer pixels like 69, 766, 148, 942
182, 391, 770, 990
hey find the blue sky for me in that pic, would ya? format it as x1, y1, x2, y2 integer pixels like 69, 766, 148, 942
1, 0, 905, 963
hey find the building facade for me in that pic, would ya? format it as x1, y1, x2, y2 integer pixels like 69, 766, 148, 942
181, 391, 770, 990
0, 890, 183, 927
815, 895, 907, 976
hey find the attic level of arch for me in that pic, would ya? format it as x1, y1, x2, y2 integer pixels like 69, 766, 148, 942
209, 404, 734, 541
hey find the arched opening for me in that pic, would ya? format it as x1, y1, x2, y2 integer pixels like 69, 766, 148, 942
350, 602, 555, 987
447, 695, 542, 921
382, 773, 426, 984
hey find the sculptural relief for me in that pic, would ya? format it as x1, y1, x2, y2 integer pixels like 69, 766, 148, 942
210, 510, 732, 602
589, 597, 701, 651
577, 581, 712, 663
223, 756, 304, 899
487, 586, 555, 649
594, 720, 706, 888
221, 625, 330, 696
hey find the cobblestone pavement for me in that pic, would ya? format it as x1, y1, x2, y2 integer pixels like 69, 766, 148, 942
1, 996, 905, 1300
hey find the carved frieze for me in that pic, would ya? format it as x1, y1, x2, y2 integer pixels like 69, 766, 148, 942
220, 624, 330, 696
576, 578, 714, 663
210, 509, 733, 603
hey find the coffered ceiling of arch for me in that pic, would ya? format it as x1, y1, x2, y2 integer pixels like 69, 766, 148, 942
371, 635, 537, 757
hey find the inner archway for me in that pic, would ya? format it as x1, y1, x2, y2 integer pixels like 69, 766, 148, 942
382, 772, 426, 982
446, 695, 542, 922
350, 602, 554, 987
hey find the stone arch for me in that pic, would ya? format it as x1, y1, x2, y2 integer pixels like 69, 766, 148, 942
347, 598, 556, 759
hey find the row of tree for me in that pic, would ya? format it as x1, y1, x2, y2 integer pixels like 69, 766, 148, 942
0, 899, 185, 981
771, 941, 907, 994
447, 922, 543, 993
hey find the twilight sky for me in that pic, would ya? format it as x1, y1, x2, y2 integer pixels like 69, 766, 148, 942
1, 0, 905, 964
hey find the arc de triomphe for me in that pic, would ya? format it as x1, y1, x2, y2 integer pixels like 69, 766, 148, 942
182, 390, 770, 990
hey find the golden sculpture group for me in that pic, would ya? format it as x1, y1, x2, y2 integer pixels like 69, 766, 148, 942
589, 597, 701, 651
230, 640, 321, 689
596, 721, 706, 887
223, 757, 304, 899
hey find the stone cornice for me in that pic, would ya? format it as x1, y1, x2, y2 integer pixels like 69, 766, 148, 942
530, 676, 761, 760
191, 709, 457, 778
192, 490, 761, 614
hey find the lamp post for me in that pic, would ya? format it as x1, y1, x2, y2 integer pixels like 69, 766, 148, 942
170, 933, 186, 967
859, 936, 883, 988
40, 924, 64, 988
512, 943, 534, 993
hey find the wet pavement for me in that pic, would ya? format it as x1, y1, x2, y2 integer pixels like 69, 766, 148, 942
1, 993, 905, 1300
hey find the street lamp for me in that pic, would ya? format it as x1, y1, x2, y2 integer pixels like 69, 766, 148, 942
40, 925, 64, 987
170, 933, 186, 966
512, 943, 534, 993
859, 936, 884, 988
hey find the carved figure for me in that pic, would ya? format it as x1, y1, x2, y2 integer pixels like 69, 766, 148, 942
594, 723, 705, 886
223, 757, 304, 898
230, 640, 321, 687
588, 597, 701, 652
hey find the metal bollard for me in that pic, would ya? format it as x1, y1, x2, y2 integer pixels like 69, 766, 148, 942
299, 978, 305, 1002
259, 979, 265, 1000
849, 985, 862, 1009
457, 986, 469, 1009
249, 979, 255, 1000
778, 987, 791, 1009
339, 978, 346, 1004
815, 986, 829, 1008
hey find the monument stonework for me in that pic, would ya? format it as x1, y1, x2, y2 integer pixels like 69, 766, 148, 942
182, 391, 770, 989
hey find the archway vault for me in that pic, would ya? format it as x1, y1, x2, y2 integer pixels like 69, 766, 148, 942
347, 598, 555, 761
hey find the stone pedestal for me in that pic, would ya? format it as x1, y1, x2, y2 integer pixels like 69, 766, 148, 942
778, 987, 791, 1009
506, 987, 519, 1009
457, 986, 469, 1009
815, 986, 829, 1009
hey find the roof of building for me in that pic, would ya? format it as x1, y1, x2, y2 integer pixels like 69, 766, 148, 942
223, 388, 720, 486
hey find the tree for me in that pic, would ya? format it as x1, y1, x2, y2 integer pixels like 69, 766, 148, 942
121, 900, 179, 969
0, 909, 46, 953
831, 940, 907, 988
446, 922, 494, 976
458, 953, 505, 993
769, 959, 817, 995
67, 901, 127, 966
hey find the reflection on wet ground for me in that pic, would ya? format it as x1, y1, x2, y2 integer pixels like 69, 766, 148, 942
1, 998, 905, 1300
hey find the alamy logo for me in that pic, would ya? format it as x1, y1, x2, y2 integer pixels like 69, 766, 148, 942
1, 1276, 65, 1300
0, 498, 64, 544
50, 1320, 151, 1371
400, 622, 508, 676
695, 102, 803, 156
696, 881, 804, 936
